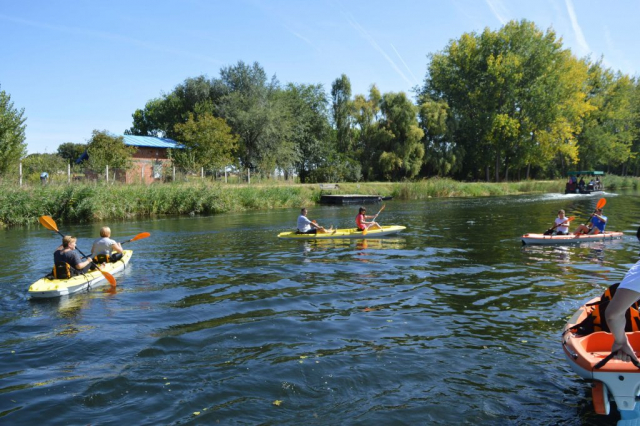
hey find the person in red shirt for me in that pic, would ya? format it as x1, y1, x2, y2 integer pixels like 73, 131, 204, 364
355, 207, 381, 232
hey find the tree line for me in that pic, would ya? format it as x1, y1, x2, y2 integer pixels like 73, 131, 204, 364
2, 19, 640, 183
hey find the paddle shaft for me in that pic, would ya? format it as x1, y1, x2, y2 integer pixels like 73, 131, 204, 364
51, 229, 101, 269
363, 204, 385, 235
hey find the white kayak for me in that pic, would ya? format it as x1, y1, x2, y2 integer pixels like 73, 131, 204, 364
28, 250, 133, 299
521, 231, 623, 245
278, 225, 406, 239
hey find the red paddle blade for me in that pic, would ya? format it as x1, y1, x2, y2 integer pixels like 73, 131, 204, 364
597, 198, 606, 209
101, 270, 117, 287
39, 215, 59, 232
130, 232, 150, 242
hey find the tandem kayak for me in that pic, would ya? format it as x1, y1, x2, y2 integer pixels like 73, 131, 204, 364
278, 225, 406, 239
521, 231, 623, 245
28, 250, 133, 299
563, 296, 640, 416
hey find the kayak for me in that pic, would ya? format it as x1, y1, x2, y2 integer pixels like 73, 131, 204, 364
278, 225, 406, 239
563, 296, 640, 416
28, 250, 133, 299
521, 231, 623, 245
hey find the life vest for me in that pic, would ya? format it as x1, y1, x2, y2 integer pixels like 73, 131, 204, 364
571, 283, 640, 335
93, 254, 111, 264
356, 214, 365, 230
52, 263, 72, 279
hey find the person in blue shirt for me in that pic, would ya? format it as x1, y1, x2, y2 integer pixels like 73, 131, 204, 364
573, 208, 607, 235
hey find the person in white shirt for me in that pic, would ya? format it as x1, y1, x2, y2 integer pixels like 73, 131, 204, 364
296, 208, 333, 234
91, 226, 124, 262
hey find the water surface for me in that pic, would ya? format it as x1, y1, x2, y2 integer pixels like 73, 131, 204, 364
1, 190, 639, 425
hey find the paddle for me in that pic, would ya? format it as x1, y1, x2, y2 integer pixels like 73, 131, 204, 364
80, 232, 151, 259
120, 232, 151, 245
543, 216, 575, 235
38, 215, 117, 287
362, 204, 386, 236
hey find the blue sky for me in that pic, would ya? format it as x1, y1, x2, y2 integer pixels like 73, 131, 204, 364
1, 0, 639, 154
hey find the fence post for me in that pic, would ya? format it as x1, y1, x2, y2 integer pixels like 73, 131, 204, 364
67, 163, 71, 183
106, 165, 109, 183
248, 168, 250, 185
201, 167, 204, 178
19, 162, 22, 187
173, 166, 176, 182
141, 164, 144, 183
225, 168, 227, 183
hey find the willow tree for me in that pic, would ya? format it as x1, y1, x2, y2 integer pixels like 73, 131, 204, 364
376, 92, 425, 180
422, 20, 591, 181
331, 74, 354, 154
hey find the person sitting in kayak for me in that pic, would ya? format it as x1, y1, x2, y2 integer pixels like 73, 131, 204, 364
296, 208, 333, 234
52, 236, 94, 278
603, 226, 640, 365
91, 226, 124, 263
574, 208, 607, 235
549, 209, 570, 235
356, 207, 381, 232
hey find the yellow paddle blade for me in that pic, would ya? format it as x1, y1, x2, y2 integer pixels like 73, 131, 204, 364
39, 215, 59, 232
362, 226, 368, 236
597, 198, 606, 209
130, 232, 151, 242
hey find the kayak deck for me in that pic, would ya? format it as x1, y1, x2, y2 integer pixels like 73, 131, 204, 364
28, 250, 133, 298
278, 225, 406, 239
521, 231, 623, 245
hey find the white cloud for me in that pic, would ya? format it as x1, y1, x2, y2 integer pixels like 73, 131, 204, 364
564, 0, 590, 55
485, 0, 508, 25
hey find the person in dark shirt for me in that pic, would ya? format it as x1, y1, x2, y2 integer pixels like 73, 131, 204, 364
53, 236, 93, 277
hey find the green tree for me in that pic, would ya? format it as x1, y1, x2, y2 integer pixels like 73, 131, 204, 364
331, 74, 353, 153
57, 142, 87, 164
423, 20, 591, 181
576, 61, 637, 173
418, 97, 461, 176
281, 83, 332, 182
0, 87, 27, 175
127, 76, 219, 138
214, 61, 289, 174
86, 130, 136, 172
173, 112, 238, 172
352, 85, 383, 180
376, 92, 425, 180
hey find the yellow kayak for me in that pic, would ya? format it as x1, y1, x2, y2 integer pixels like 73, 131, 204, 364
29, 250, 133, 299
278, 225, 406, 239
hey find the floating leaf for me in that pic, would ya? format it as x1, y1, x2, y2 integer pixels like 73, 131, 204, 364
193, 412, 200, 416
273, 400, 283, 406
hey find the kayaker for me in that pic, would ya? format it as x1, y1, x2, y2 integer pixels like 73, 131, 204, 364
296, 208, 333, 234
52, 236, 93, 278
548, 209, 570, 235
91, 226, 124, 263
574, 208, 607, 235
604, 227, 640, 364
356, 206, 381, 232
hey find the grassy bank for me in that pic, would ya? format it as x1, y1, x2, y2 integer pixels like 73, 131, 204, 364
1, 176, 638, 227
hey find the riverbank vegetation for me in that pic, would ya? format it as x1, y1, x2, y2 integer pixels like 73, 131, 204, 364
2, 176, 639, 227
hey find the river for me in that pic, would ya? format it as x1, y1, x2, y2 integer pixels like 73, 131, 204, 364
1, 190, 639, 425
